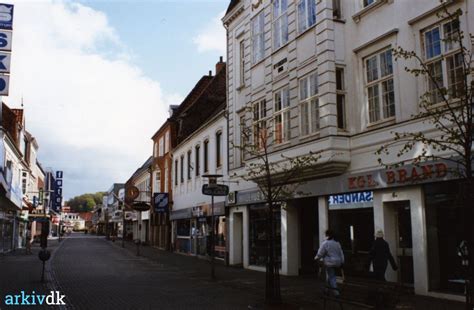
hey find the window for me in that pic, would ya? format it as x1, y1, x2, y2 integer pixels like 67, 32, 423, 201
158, 137, 164, 157
195, 145, 200, 176
333, 0, 342, 19
187, 150, 192, 180
274, 87, 290, 144
298, 0, 316, 33
336, 68, 346, 129
22, 171, 27, 194
239, 115, 246, 164
155, 171, 161, 193
253, 99, 267, 150
299, 72, 319, 135
164, 161, 169, 192
252, 12, 265, 64
423, 20, 463, 103
203, 139, 209, 173
239, 40, 245, 87
180, 155, 184, 183
174, 160, 178, 186
363, 0, 375, 7
216, 131, 222, 168
273, 0, 288, 49
365, 48, 395, 123
164, 131, 170, 153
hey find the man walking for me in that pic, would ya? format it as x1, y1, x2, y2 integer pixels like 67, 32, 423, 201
315, 230, 344, 296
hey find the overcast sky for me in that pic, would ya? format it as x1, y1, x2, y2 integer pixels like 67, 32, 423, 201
4, 0, 227, 199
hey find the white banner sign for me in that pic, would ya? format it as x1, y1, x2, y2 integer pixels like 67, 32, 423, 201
0, 50, 10, 73
0, 30, 11, 51
0, 73, 9, 95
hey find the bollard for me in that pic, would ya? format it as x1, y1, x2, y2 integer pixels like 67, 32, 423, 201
38, 248, 51, 283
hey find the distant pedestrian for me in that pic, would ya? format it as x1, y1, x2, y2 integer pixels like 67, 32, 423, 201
369, 230, 398, 281
315, 230, 344, 296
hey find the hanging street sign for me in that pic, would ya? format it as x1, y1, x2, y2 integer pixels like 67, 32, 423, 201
0, 30, 12, 51
0, 73, 8, 95
0, 4, 13, 30
125, 186, 140, 203
153, 193, 169, 213
202, 184, 229, 196
131, 202, 150, 212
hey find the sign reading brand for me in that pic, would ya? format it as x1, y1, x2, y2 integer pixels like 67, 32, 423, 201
0, 4, 13, 30
348, 162, 448, 190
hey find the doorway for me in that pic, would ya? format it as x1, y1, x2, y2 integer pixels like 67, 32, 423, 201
298, 198, 319, 274
232, 212, 243, 266
386, 201, 414, 285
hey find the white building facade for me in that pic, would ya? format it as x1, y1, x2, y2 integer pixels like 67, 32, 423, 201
223, 0, 472, 300
171, 111, 228, 259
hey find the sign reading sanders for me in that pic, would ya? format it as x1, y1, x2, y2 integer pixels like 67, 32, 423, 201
328, 191, 373, 210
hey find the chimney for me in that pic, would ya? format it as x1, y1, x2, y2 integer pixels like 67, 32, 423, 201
215, 56, 225, 73
208, 70, 212, 77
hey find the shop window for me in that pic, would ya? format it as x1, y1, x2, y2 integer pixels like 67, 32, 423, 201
249, 204, 281, 267
329, 206, 374, 277
425, 181, 467, 294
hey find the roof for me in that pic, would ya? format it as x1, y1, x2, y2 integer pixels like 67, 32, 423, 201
226, 0, 240, 14
11, 109, 24, 128
127, 156, 153, 184
78, 212, 93, 221
175, 62, 226, 145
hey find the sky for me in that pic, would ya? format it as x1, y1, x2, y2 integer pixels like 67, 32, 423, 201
3, 0, 228, 199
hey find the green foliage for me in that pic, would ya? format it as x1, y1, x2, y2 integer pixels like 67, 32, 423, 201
66, 192, 106, 212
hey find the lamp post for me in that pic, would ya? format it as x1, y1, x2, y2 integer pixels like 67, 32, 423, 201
202, 174, 226, 280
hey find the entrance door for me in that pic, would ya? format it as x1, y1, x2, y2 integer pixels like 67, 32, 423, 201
395, 201, 414, 285
232, 212, 243, 265
299, 199, 319, 274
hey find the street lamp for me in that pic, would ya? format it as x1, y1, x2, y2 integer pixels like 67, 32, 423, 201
202, 174, 227, 280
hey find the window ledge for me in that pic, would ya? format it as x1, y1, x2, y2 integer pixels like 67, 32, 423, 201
271, 41, 290, 57
273, 141, 291, 150
295, 23, 316, 41
366, 117, 396, 129
298, 131, 321, 142
352, 0, 390, 23
236, 84, 246, 92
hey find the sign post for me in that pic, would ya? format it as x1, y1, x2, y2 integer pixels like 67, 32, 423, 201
202, 174, 227, 280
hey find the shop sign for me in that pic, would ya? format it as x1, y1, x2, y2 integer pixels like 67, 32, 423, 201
328, 191, 373, 210
153, 193, 169, 213
348, 162, 449, 191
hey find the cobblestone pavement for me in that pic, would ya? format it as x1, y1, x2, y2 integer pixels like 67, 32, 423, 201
51, 234, 266, 310
1, 234, 466, 310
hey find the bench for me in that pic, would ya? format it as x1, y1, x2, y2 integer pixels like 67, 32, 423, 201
321, 277, 412, 310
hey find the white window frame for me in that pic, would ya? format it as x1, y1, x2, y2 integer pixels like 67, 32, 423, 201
158, 137, 164, 157
297, 0, 317, 34
364, 48, 395, 124
336, 67, 346, 129
273, 87, 291, 144
299, 72, 319, 136
154, 170, 161, 193
253, 99, 268, 150
164, 131, 170, 154
252, 11, 265, 64
238, 40, 245, 87
422, 19, 463, 103
273, 0, 288, 50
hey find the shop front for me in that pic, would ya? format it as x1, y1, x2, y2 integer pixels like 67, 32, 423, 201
171, 203, 226, 258
327, 191, 374, 277
0, 210, 14, 253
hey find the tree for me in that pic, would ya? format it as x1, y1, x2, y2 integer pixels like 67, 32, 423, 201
233, 107, 321, 303
376, 3, 473, 307
67, 192, 106, 212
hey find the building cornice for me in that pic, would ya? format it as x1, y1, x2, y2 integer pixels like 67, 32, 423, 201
223, 3, 245, 27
